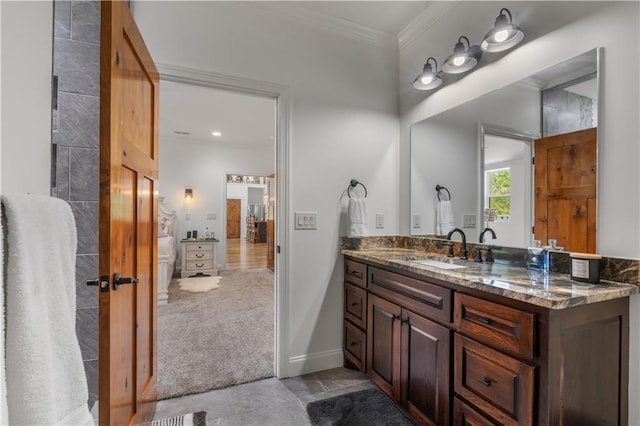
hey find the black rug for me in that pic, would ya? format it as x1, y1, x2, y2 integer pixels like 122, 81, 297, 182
306, 388, 413, 426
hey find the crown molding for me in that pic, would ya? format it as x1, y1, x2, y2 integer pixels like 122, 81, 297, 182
242, 2, 399, 49
399, 1, 460, 52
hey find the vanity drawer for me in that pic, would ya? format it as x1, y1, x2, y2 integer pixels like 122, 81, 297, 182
453, 397, 497, 426
454, 334, 534, 426
344, 320, 366, 372
186, 243, 213, 251
186, 250, 213, 261
368, 267, 452, 323
344, 283, 367, 329
454, 293, 535, 358
186, 259, 214, 271
345, 259, 366, 288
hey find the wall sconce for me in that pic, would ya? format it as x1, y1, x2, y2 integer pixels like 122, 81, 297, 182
412, 57, 443, 91
443, 36, 482, 74
481, 8, 524, 52
184, 188, 193, 200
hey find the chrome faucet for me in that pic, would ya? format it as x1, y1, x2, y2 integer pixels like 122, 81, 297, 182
475, 227, 497, 263
446, 227, 468, 259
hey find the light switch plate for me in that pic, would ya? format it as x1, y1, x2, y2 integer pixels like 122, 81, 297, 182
206, 212, 216, 220
294, 211, 317, 230
463, 214, 476, 228
376, 213, 384, 229
412, 214, 421, 228
185, 213, 191, 221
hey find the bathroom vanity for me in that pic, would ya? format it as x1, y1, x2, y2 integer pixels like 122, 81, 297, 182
342, 249, 637, 425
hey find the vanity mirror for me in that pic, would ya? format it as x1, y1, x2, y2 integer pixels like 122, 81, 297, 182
410, 48, 600, 251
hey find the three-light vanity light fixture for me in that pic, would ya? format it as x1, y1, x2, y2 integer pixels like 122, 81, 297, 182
413, 8, 524, 91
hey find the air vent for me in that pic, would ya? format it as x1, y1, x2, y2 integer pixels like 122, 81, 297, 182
173, 130, 191, 136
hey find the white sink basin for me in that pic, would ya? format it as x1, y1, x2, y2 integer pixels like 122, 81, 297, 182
410, 259, 467, 270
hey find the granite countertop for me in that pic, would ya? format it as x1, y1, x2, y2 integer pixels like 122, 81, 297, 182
342, 248, 638, 310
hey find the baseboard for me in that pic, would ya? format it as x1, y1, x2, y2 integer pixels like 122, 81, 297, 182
287, 348, 344, 377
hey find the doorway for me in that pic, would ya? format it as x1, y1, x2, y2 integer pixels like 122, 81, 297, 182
155, 78, 280, 399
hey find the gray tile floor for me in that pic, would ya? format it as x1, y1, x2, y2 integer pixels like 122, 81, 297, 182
153, 367, 376, 425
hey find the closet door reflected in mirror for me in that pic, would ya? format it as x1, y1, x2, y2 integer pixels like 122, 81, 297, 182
534, 127, 597, 253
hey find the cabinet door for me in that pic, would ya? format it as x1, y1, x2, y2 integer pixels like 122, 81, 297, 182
401, 309, 451, 426
367, 294, 401, 400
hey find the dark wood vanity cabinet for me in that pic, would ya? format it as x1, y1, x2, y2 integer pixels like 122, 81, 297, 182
343, 257, 630, 426
343, 260, 368, 372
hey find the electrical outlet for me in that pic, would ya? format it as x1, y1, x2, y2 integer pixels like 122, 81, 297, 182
206, 212, 216, 220
412, 214, 421, 228
463, 214, 476, 228
294, 211, 317, 230
185, 213, 191, 221
376, 213, 384, 229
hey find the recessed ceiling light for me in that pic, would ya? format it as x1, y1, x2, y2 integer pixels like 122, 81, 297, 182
211, 131, 222, 137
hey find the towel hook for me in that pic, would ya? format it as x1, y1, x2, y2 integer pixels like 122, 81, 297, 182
347, 179, 367, 198
435, 184, 451, 201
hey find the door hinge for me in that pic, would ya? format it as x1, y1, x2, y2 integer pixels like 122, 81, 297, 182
277, 245, 281, 254
532, 156, 535, 165
115, 51, 120, 66
532, 226, 535, 234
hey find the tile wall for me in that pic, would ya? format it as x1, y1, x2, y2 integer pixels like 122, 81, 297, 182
51, 0, 100, 408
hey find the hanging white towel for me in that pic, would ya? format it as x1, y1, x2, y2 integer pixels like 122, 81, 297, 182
2, 194, 94, 426
348, 195, 368, 238
436, 199, 455, 236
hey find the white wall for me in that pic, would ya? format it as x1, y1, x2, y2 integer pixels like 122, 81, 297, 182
0, 1, 52, 195
411, 119, 477, 239
399, 2, 639, 422
159, 136, 274, 269
134, 1, 399, 375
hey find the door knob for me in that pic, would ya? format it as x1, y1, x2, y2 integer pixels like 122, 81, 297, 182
86, 276, 110, 292
113, 273, 139, 290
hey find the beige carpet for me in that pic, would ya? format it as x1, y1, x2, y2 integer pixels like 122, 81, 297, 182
158, 268, 274, 400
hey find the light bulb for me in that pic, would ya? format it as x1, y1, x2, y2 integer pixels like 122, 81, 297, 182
453, 56, 466, 66
421, 75, 433, 84
494, 29, 509, 43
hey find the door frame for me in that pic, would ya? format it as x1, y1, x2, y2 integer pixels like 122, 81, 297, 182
156, 63, 290, 379
223, 173, 270, 260
478, 123, 539, 246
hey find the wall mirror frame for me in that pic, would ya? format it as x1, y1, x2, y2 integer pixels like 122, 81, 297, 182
410, 47, 601, 251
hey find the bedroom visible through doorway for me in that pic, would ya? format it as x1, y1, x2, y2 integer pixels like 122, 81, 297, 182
156, 80, 277, 400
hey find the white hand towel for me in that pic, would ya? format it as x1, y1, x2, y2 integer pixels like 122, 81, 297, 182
2, 194, 94, 426
348, 196, 368, 238
436, 200, 455, 236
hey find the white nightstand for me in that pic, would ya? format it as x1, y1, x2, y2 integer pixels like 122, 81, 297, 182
180, 239, 219, 278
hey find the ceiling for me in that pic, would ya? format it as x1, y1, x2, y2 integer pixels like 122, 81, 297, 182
160, 81, 276, 148
160, 1, 426, 148
274, 1, 431, 35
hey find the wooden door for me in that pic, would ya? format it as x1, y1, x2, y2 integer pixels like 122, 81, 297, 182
226, 199, 241, 238
99, 2, 159, 424
367, 294, 401, 401
400, 309, 450, 425
534, 127, 597, 253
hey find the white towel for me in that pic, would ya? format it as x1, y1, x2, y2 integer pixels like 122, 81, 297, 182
436, 199, 455, 236
348, 196, 368, 238
2, 194, 94, 426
